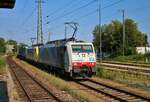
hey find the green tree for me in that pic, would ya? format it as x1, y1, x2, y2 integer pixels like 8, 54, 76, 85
6, 39, 17, 45
0, 38, 6, 53
93, 18, 148, 56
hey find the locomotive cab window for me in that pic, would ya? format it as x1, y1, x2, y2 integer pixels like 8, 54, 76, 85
72, 45, 93, 53
72, 45, 82, 53
82, 45, 93, 53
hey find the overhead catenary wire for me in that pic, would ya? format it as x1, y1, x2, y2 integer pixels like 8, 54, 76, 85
45, 0, 123, 33
48, 0, 123, 23
74, 0, 122, 21
44, 0, 97, 32
44, 0, 86, 25
47, 0, 97, 23
74, 0, 124, 25
19, 6, 37, 41
103, 0, 123, 9
20, 6, 37, 27
45, 0, 80, 18
44, 9, 98, 33
30, 0, 124, 40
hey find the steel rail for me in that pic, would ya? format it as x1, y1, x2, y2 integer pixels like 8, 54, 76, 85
75, 79, 150, 102
88, 79, 150, 101
7, 57, 62, 102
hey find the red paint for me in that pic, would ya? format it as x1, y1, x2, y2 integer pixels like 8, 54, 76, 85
72, 62, 96, 67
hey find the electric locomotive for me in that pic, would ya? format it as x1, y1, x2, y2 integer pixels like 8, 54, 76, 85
18, 38, 96, 79
38, 38, 96, 79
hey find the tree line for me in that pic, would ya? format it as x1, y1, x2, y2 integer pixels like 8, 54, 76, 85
93, 18, 148, 56
0, 18, 148, 56
0, 38, 18, 53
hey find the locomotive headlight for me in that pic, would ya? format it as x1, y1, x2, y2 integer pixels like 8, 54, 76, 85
91, 62, 94, 65
91, 62, 96, 66
73, 62, 78, 66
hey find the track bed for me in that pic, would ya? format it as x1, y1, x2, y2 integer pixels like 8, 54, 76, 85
75, 79, 150, 102
7, 56, 62, 102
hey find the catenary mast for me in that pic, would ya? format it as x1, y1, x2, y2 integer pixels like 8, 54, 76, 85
37, 0, 43, 44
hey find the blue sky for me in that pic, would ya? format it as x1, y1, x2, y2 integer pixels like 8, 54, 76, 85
0, 0, 150, 45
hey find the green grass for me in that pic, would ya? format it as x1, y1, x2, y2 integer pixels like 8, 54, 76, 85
0, 57, 6, 75
96, 65, 150, 91
0, 58, 6, 66
112, 54, 145, 62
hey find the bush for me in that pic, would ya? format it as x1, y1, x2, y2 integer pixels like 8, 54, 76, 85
96, 66, 104, 77
112, 54, 144, 62
96, 66, 150, 91
125, 47, 136, 55
0, 38, 6, 53
145, 52, 150, 58
96, 66, 115, 80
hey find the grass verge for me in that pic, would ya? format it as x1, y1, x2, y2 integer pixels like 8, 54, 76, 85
110, 54, 150, 63
0, 56, 6, 75
96, 65, 150, 91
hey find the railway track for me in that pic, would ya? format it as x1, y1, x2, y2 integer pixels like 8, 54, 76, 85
102, 60, 150, 68
97, 58, 150, 66
7, 56, 150, 102
7, 57, 62, 102
75, 79, 150, 102
97, 62, 150, 76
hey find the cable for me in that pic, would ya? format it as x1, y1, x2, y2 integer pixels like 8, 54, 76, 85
19, 6, 37, 37
20, 7, 37, 27
45, 0, 79, 18
48, 0, 122, 24
48, 0, 97, 23
72, 0, 123, 21
75, 9, 98, 21
44, 9, 98, 33
44, 0, 86, 25
46, 0, 123, 32
103, 0, 123, 9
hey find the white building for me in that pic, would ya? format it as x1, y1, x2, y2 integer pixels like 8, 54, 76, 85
136, 47, 150, 54
6, 45, 14, 53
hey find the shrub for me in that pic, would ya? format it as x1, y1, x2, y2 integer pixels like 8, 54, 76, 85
112, 54, 144, 62
96, 66, 104, 77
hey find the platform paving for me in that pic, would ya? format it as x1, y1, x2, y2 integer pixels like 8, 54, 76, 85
0, 81, 9, 102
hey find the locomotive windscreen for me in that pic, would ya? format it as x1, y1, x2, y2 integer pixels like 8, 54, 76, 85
72, 45, 93, 53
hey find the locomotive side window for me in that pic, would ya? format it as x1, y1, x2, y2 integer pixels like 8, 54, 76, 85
72, 45, 93, 53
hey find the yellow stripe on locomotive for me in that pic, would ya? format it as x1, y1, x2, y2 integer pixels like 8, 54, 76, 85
34, 47, 39, 62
